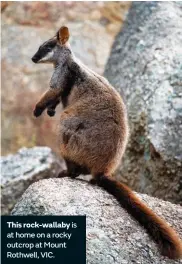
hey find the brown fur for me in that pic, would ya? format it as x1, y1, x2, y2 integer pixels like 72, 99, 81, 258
58, 76, 129, 175
32, 26, 182, 259
58, 26, 70, 45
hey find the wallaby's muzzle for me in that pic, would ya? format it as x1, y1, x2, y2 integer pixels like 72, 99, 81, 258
32, 55, 39, 63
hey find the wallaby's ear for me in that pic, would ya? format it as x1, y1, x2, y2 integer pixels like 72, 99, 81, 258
57, 26, 69, 45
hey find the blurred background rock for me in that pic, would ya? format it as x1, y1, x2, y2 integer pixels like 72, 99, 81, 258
1, 1, 130, 155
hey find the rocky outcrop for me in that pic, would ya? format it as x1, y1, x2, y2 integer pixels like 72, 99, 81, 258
12, 178, 182, 264
1, 147, 64, 215
104, 2, 182, 204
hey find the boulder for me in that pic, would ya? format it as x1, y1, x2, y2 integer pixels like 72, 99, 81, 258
12, 178, 182, 264
1, 147, 64, 215
104, 2, 182, 204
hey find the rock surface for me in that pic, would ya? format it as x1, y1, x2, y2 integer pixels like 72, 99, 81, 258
104, 2, 182, 204
12, 178, 182, 264
1, 147, 64, 215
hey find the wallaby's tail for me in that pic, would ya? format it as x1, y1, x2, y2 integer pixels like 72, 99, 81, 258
96, 174, 182, 259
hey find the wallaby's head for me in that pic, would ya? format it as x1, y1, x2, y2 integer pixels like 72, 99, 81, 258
32, 26, 71, 64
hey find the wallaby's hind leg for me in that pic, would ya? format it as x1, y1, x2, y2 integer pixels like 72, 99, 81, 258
58, 159, 90, 178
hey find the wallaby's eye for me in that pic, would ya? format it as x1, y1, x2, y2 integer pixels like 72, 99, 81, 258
47, 47, 52, 52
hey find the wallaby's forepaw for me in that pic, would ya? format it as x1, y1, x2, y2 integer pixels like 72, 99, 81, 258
47, 108, 56, 117
33, 106, 44, 117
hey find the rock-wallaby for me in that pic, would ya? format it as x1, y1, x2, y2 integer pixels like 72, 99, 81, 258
32, 26, 182, 259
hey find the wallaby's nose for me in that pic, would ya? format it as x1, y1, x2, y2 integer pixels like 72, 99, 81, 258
32, 56, 38, 63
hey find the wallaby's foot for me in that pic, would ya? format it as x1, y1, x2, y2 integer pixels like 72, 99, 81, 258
57, 170, 68, 178
57, 170, 80, 179
47, 108, 56, 117
33, 106, 44, 117
89, 178, 97, 185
